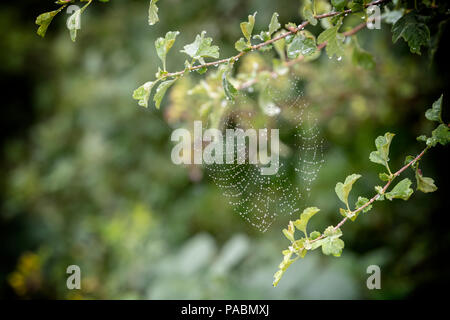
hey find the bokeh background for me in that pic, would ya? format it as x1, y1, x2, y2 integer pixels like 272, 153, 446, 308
1, 0, 449, 299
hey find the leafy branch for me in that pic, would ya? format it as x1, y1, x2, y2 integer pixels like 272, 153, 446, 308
35, 0, 106, 42
273, 95, 449, 287
237, 20, 371, 91
132, 0, 390, 108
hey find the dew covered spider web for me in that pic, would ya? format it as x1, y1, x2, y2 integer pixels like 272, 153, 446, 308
202, 75, 324, 232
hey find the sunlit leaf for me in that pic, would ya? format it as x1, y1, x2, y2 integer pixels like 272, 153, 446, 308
132, 81, 157, 108
153, 79, 177, 109
35, 6, 66, 38
155, 31, 180, 71
240, 12, 257, 43
181, 31, 220, 63
293, 207, 320, 236
335, 174, 361, 207
385, 178, 413, 201
148, 0, 159, 25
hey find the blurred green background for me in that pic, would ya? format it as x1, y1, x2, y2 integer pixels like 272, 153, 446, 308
0, 0, 449, 299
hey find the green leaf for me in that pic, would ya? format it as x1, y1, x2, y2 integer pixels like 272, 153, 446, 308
379, 172, 391, 182
155, 31, 180, 71
269, 12, 281, 36
369, 132, 395, 170
287, 31, 317, 59
273, 244, 302, 286
235, 38, 248, 52
181, 31, 220, 63
148, 0, 159, 26
332, 0, 347, 11
335, 174, 361, 207
240, 12, 257, 43
293, 207, 320, 236
404, 155, 418, 169
302, 0, 318, 26
253, 32, 270, 42
132, 81, 157, 108
273, 33, 286, 60
321, 227, 344, 257
310, 231, 321, 240
392, 12, 431, 55
355, 196, 372, 214
292, 238, 307, 256
385, 178, 413, 201
349, 0, 364, 11
35, 6, 66, 38
196, 66, 207, 74
222, 71, 238, 102
352, 44, 375, 70
425, 94, 443, 123
282, 221, 295, 242
339, 207, 350, 218
153, 79, 176, 109
273, 270, 283, 287
415, 170, 438, 193
417, 135, 428, 143
429, 124, 450, 146
317, 24, 345, 59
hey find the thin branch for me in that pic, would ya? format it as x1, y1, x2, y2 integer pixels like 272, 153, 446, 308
310, 146, 430, 244
160, 0, 389, 80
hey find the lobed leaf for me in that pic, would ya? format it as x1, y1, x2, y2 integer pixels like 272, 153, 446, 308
415, 170, 438, 193
35, 6, 66, 38
293, 207, 320, 236
385, 178, 413, 201
132, 81, 157, 108
427, 124, 450, 147
153, 79, 177, 109
148, 0, 159, 26
425, 94, 443, 123
240, 12, 257, 43
335, 174, 361, 207
369, 132, 395, 169
181, 31, 220, 63
302, 0, 318, 26
355, 196, 372, 214
268, 13, 281, 35
317, 23, 345, 59
392, 12, 431, 55
155, 31, 180, 71
320, 227, 344, 257
287, 31, 317, 59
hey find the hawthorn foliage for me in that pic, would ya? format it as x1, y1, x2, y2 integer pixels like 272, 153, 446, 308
35, 1, 449, 110
34, 0, 450, 287
274, 95, 449, 286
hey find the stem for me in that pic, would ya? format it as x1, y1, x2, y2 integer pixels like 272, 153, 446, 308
158, 0, 390, 80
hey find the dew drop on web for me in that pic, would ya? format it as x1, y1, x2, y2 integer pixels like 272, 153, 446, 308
204, 74, 324, 232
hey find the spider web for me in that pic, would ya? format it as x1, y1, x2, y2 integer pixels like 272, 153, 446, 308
203, 75, 324, 232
